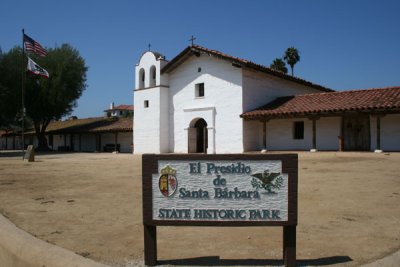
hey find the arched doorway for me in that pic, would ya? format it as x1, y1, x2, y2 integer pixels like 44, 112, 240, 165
188, 118, 208, 153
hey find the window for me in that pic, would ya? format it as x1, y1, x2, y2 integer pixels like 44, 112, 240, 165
195, 83, 205, 98
293, 121, 304, 139
144, 100, 149, 108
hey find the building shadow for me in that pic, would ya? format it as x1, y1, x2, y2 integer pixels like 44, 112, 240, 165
0, 151, 24, 158
158, 255, 352, 266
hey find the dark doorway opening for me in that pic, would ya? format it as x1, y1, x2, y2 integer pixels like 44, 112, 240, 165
188, 118, 208, 153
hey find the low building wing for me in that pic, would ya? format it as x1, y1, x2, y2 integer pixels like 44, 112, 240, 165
241, 87, 400, 120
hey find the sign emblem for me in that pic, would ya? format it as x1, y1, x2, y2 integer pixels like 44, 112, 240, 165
251, 170, 283, 194
159, 165, 178, 197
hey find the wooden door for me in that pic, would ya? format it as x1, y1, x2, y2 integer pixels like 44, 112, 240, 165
343, 115, 370, 151
188, 128, 197, 153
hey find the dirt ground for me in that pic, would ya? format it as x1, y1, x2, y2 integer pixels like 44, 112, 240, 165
0, 151, 399, 267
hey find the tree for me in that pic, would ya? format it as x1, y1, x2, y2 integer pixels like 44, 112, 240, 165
0, 44, 87, 150
283, 47, 300, 76
0, 47, 23, 129
270, 58, 288, 74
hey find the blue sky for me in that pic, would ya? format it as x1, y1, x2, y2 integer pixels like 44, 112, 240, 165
1, 0, 399, 118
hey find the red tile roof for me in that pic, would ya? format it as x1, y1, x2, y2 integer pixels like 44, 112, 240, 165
161, 45, 334, 93
241, 87, 400, 120
22, 117, 133, 135
105, 105, 134, 111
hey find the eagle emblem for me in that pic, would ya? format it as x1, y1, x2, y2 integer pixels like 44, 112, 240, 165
250, 170, 284, 194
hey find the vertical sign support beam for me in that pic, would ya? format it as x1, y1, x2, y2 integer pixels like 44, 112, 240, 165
144, 225, 157, 266
283, 225, 296, 267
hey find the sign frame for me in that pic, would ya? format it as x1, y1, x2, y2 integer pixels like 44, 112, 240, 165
142, 153, 298, 267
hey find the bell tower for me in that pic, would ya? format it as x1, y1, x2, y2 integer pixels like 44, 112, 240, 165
133, 51, 170, 153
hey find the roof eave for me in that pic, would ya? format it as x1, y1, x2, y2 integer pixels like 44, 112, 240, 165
241, 107, 400, 120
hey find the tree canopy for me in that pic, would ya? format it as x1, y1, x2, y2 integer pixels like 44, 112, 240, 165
0, 44, 87, 149
283, 47, 300, 76
270, 58, 288, 74
0, 47, 23, 128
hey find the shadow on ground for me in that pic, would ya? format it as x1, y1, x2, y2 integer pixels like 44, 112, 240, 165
159, 255, 352, 266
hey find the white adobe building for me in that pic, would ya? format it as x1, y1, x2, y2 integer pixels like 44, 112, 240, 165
133, 45, 400, 153
104, 102, 134, 118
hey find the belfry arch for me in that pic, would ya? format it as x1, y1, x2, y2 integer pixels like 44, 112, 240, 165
188, 118, 208, 153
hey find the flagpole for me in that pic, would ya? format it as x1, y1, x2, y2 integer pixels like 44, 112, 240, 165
21, 29, 25, 159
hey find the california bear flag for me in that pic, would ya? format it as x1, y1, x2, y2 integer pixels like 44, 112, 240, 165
27, 57, 49, 78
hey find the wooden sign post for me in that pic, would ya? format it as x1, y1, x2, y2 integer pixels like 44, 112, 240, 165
142, 154, 298, 267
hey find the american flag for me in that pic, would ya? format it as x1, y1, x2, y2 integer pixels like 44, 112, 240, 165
23, 34, 47, 57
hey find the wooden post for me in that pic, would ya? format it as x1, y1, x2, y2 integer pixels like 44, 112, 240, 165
312, 118, 316, 151
79, 134, 82, 152
376, 115, 381, 151
114, 132, 118, 152
261, 120, 268, 152
99, 134, 102, 152
310, 117, 318, 152
70, 134, 74, 151
283, 225, 296, 267
144, 225, 157, 266
263, 120, 266, 149
374, 115, 384, 152
64, 134, 67, 148
339, 116, 345, 151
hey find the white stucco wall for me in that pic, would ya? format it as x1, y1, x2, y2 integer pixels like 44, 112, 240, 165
316, 117, 341, 150
118, 132, 133, 153
134, 51, 169, 154
134, 87, 162, 153
242, 68, 327, 112
52, 134, 67, 150
370, 114, 400, 151
381, 114, 400, 151
159, 87, 170, 153
168, 55, 243, 153
243, 120, 262, 151
99, 132, 132, 152
246, 116, 341, 151
241, 69, 332, 151
265, 119, 312, 150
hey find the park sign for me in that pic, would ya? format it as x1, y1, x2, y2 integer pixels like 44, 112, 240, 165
142, 154, 298, 266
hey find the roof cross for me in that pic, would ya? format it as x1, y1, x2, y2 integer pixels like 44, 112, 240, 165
189, 35, 196, 46
148, 43, 151, 51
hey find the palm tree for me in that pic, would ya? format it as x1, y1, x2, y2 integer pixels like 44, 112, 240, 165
270, 58, 288, 74
284, 47, 300, 76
